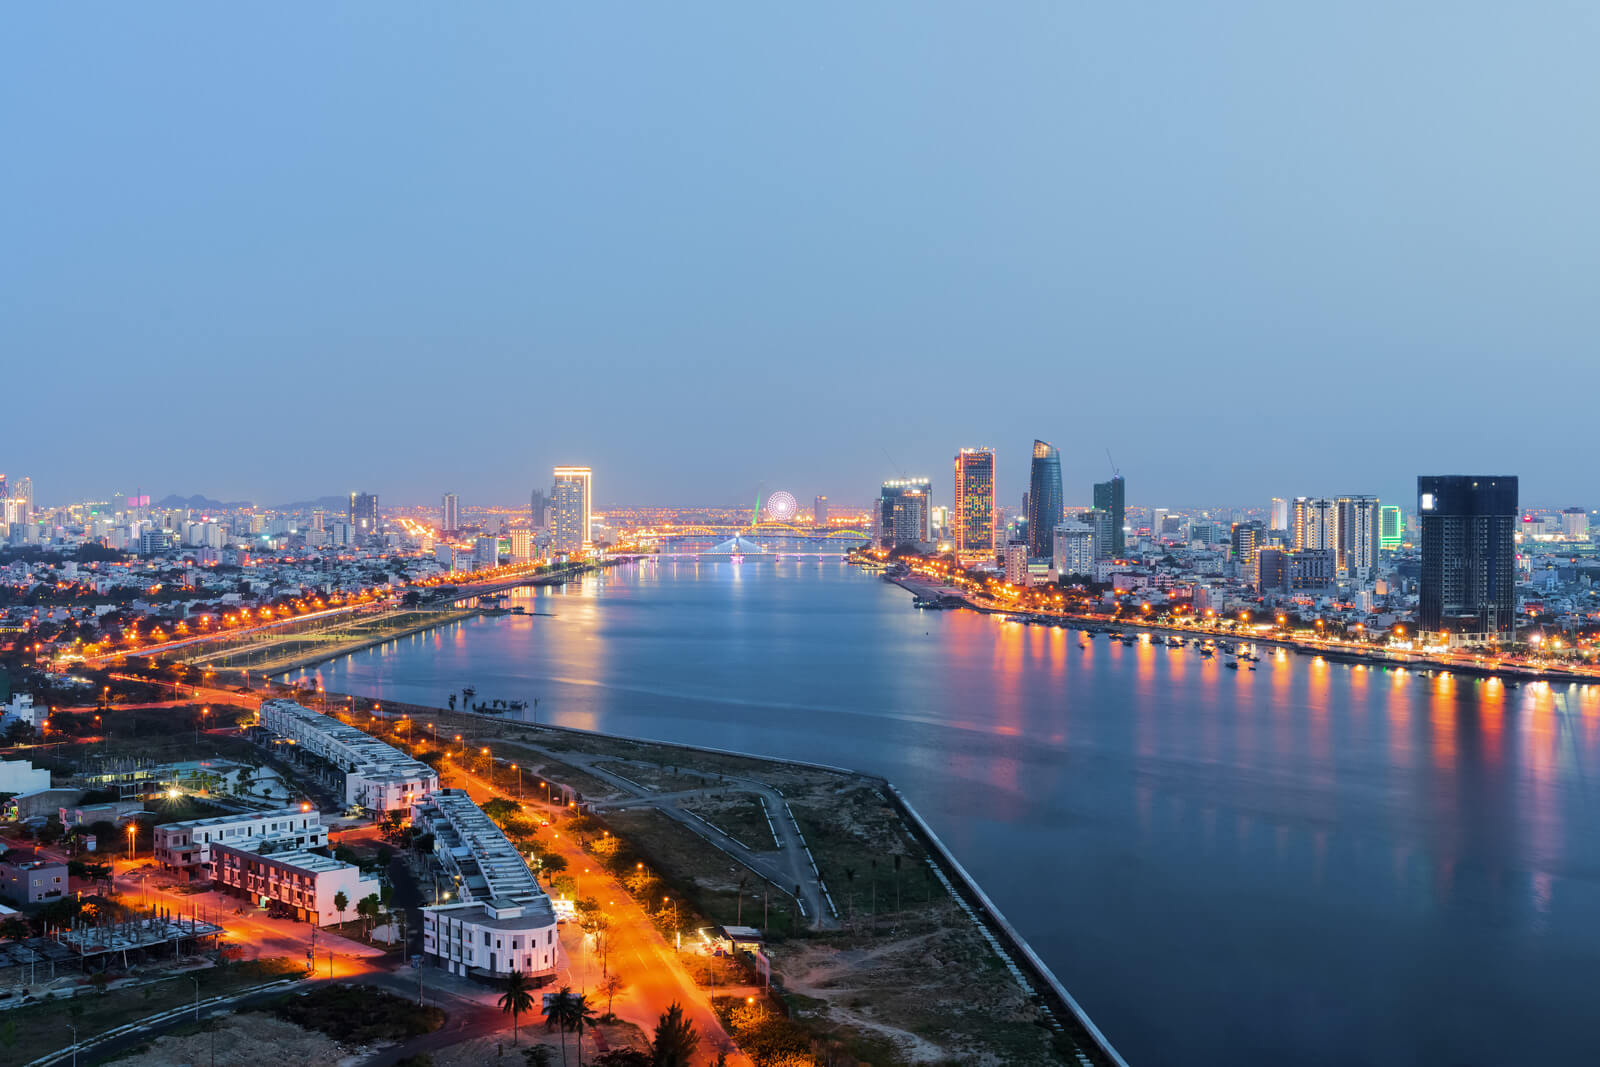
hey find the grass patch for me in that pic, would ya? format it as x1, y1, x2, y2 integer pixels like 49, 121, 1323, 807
682, 795, 775, 850
0, 958, 302, 1065
270, 982, 444, 1042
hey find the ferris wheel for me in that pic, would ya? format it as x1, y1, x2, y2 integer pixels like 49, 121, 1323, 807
763, 490, 798, 522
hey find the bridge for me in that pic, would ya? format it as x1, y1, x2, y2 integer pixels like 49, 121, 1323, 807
632, 522, 872, 558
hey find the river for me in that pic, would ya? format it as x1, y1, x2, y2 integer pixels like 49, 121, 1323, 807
285, 559, 1600, 1066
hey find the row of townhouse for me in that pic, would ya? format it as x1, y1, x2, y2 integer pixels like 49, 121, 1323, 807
258, 699, 439, 812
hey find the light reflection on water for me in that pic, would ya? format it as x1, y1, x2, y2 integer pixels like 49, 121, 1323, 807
287, 562, 1600, 1066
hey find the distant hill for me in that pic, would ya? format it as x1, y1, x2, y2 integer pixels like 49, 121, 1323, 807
156, 493, 254, 511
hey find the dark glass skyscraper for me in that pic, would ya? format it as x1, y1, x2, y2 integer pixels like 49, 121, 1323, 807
1026, 440, 1063, 559
1417, 475, 1518, 645
1093, 475, 1125, 556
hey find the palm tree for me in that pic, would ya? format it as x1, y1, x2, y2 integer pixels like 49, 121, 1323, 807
545, 985, 575, 1066
499, 969, 537, 1046
651, 1002, 700, 1067
570, 992, 598, 1066
333, 890, 349, 927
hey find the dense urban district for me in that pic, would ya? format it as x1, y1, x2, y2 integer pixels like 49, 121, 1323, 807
0, 453, 1579, 1065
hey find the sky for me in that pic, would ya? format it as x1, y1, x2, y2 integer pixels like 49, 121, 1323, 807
5, 5, 1599, 512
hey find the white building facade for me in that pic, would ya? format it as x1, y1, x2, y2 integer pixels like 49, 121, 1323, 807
258, 700, 440, 813
211, 842, 378, 926
154, 807, 327, 874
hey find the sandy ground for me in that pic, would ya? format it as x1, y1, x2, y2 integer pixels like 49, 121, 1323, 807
112, 1011, 360, 1066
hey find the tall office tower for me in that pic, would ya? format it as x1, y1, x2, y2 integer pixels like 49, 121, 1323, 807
1418, 475, 1518, 646
1269, 497, 1290, 532
349, 492, 379, 533
442, 493, 459, 534
1291, 497, 1309, 548
1563, 507, 1589, 540
1026, 440, 1063, 560
529, 488, 548, 531
1093, 475, 1126, 556
930, 505, 951, 540
1336, 495, 1381, 576
1258, 547, 1289, 592
1053, 522, 1094, 580
1231, 520, 1265, 586
813, 495, 829, 526
953, 448, 997, 565
1379, 505, 1404, 550
473, 535, 500, 568
551, 467, 593, 553
877, 479, 932, 549
1151, 508, 1169, 543
1081, 508, 1116, 559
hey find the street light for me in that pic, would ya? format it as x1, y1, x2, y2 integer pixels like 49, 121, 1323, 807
126, 823, 137, 862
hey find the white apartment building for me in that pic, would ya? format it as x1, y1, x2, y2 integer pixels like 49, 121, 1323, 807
259, 700, 440, 813
154, 807, 327, 874
1052, 523, 1095, 580
416, 789, 560, 981
211, 841, 379, 926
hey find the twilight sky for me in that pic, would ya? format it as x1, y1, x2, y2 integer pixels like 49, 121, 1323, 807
5, 5, 1598, 511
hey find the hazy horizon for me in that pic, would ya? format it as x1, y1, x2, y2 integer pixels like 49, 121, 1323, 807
7, 6, 1597, 509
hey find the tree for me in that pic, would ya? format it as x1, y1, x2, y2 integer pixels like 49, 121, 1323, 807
522, 1048, 556, 1067
650, 1002, 700, 1067
333, 890, 349, 926
568, 993, 598, 1067
545, 986, 575, 1067
591, 1052, 650, 1067
598, 972, 625, 1020
357, 893, 382, 938
0, 917, 29, 944
499, 969, 537, 1046
542, 854, 569, 878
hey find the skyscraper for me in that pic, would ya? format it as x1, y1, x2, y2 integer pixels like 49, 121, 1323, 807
442, 493, 459, 534
1231, 520, 1265, 586
1294, 498, 1336, 552
1336, 495, 1380, 576
1418, 475, 1518, 646
349, 492, 379, 533
530, 488, 548, 531
1379, 505, 1404, 550
1093, 475, 1125, 556
953, 448, 996, 566
1269, 497, 1290, 532
1026, 440, 1063, 560
1081, 508, 1115, 560
813, 495, 829, 526
1562, 507, 1589, 540
877, 479, 931, 549
1052, 522, 1094, 579
551, 467, 592, 553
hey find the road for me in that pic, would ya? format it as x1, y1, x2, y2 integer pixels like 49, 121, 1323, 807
441, 760, 750, 1066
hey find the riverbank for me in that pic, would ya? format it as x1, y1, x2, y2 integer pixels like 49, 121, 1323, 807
884, 571, 1599, 687
256, 680, 1126, 1065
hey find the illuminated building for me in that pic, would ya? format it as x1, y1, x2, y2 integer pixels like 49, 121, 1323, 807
1379, 505, 1404, 550
510, 528, 533, 561
1293, 497, 1336, 552
1269, 497, 1289, 532
473, 535, 499, 568
442, 493, 459, 534
349, 492, 379, 533
1563, 507, 1589, 540
953, 448, 996, 565
1027, 440, 1063, 559
1336, 495, 1380, 576
1231, 521, 1264, 586
1052, 522, 1094, 580
813, 495, 829, 525
1004, 541, 1029, 585
1418, 475, 1518, 646
552, 467, 592, 552
878, 479, 931, 548
1093, 475, 1125, 556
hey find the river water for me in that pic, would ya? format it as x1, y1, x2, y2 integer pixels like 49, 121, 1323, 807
286, 560, 1600, 1066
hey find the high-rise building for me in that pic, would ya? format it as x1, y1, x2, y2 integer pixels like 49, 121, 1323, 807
1004, 541, 1029, 585
953, 449, 996, 565
1231, 521, 1265, 586
1293, 498, 1336, 552
529, 489, 548, 531
1418, 475, 1518, 646
1563, 507, 1589, 540
1052, 522, 1094, 580
1151, 508, 1169, 543
877, 479, 931, 549
442, 493, 459, 534
1093, 475, 1125, 556
349, 493, 379, 533
1258, 547, 1289, 592
1379, 505, 1404, 550
509, 528, 533, 561
551, 467, 592, 553
1336, 495, 1380, 576
1026, 441, 1063, 560
1081, 508, 1115, 559
1269, 497, 1289, 532
813, 496, 829, 526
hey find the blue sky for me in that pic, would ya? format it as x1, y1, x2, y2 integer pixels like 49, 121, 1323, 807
5, 5, 1598, 510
